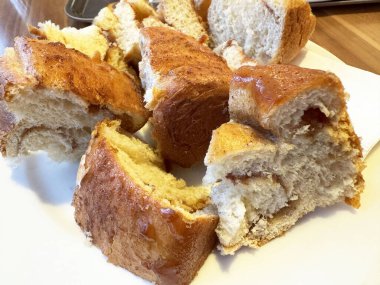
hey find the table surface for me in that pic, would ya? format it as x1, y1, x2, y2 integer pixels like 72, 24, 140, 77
0, 0, 379, 74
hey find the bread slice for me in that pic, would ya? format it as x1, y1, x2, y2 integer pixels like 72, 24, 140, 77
0, 38, 148, 161
139, 27, 231, 167
208, 0, 316, 64
29, 21, 109, 60
157, 0, 209, 44
214, 40, 257, 71
204, 65, 364, 255
73, 120, 218, 285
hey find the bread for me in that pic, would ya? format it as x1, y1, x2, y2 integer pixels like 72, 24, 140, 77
0, 38, 148, 161
30, 19, 137, 74
204, 65, 364, 254
193, 0, 211, 22
208, 0, 316, 64
229, 65, 344, 139
142, 15, 173, 28
139, 27, 231, 167
214, 40, 257, 71
93, 3, 119, 42
157, 0, 209, 44
29, 21, 109, 60
94, 0, 160, 65
73, 120, 218, 285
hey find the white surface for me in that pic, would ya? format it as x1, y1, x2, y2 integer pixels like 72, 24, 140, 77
0, 44, 380, 285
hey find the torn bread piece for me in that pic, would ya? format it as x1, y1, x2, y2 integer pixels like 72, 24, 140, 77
29, 21, 109, 60
73, 120, 218, 285
139, 27, 231, 167
204, 65, 364, 255
95, 0, 161, 65
158, 0, 209, 44
208, 0, 316, 64
0, 38, 148, 161
214, 40, 257, 71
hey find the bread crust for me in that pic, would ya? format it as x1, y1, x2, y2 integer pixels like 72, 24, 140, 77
140, 27, 231, 166
141, 27, 227, 91
273, 0, 316, 64
152, 64, 230, 167
204, 122, 272, 165
73, 121, 218, 285
5, 37, 148, 132
230, 65, 345, 136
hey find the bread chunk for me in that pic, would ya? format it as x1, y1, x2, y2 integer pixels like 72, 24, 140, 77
0, 38, 148, 161
204, 65, 364, 255
29, 21, 109, 60
230, 65, 345, 139
73, 120, 218, 285
94, 0, 160, 65
158, 0, 209, 44
208, 0, 316, 64
139, 27, 231, 167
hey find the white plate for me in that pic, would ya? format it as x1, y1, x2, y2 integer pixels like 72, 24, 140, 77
1, 44, 380, 285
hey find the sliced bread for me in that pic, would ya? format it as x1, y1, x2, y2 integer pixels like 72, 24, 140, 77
204, 65, 364, 254
0, 38, 148, 161
73, 120, 218, 284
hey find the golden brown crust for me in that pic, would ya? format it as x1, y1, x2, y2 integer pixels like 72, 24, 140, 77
230, 65, 345, 133
141, 27, 231, 166
272, 0, 316, 64
205, 122, 272, 165
11, 37, 148, 132
152, 65, 230, 167
73, 122, 218, 285
141, 27, 227, 83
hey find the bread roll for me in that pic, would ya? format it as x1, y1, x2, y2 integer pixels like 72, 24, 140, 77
73, 120, 218, 285
139, 27, 231, 167
208, 0, 316, 64
204, 65, 364, 255
0, 38, 148, 161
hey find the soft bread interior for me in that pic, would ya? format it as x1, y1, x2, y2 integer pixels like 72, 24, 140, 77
158, 0, 209, 44
208, 0, 285, 64
214, 40, 257, 71
30, 21, 109, 60
204, 119, 363, 254
4, 84, 115, 160
98, 121, 211, 214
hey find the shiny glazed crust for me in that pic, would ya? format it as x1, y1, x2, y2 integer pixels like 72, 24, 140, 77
230, 65, 345, 135
3, 37, 149, 132
73, 122, 218, 285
